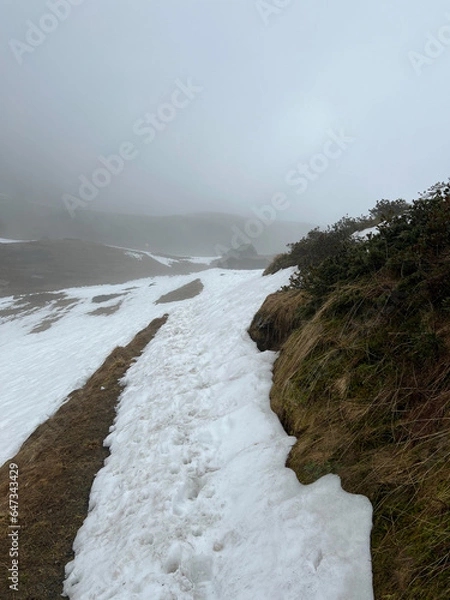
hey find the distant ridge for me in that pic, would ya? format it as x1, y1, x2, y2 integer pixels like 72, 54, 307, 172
0, 200, 315, 257
0, 239, 207, 296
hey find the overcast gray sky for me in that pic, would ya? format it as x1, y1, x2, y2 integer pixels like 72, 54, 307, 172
1, 0, 449, 225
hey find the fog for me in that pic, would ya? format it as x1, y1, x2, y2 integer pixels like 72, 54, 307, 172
1, 0, 450, 226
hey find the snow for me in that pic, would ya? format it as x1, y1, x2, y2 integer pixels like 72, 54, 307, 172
107, 245, 176, 266
352, 226, 378, 239
124, 250, 145, 260
60, 269, 373, 600
182, 256, 218, 265
145, 252, 178, 266
0, 237, 33, 243
107, 244, 216, 266
144, 252, 217, 267
0, 267, 373, 598
0, 273, 207, 465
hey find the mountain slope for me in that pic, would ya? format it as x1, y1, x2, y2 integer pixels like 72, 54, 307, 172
0, 238, 207, 296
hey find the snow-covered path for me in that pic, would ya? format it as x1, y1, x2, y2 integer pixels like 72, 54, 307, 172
63, 270, 373, 600
0, 272, 212, 466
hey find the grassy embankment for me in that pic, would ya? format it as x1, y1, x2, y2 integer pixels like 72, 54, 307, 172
249, 185, 450, 599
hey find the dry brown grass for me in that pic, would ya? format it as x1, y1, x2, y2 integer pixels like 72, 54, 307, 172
0, 314, 168, 600
247, 289, 305, 351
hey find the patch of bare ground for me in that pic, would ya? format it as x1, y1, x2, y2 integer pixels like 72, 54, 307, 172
29, 317, 61, 334
155, 278, 204, 304
27, 297, 81, 334
0, 314, 168, 599
88, 300, 123, 316
0, 293, 79, 324
91, 293, 126, 304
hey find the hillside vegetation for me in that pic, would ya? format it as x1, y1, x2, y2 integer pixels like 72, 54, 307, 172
264, 197, 409, 275
250, 182, 450, 599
